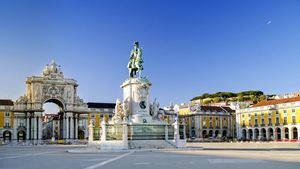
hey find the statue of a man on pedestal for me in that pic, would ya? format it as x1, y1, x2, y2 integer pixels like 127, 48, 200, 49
127, 41, 143, 78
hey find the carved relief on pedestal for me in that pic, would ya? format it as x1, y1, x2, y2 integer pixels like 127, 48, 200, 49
137, 83, 149, 100
136, 82, 150, 113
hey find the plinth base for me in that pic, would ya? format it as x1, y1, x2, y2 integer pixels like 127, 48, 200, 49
131, 113, 153, 124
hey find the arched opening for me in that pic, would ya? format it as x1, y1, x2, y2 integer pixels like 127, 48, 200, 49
78, 130, 85, 139
292, 127, 298, 140
44, 99, 64, 110
284, 128, 289, 140
17, 130, 26, 142
3, 130, 12, 142
268, 128, 274, 141
208, 130, 213, 138
242, 129, 246, 140
215, 130, 219, 138
254, 128, 259, 140
42, 99, 64, 141
248, 129, 253, 140
191, 129, 196, 138
275, 128, 281, 140
222, 130, 227, 138
261, 128, 266, 141
202, 130, 207, 138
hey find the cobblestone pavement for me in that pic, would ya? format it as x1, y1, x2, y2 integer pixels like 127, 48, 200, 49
0, 146, 299, 169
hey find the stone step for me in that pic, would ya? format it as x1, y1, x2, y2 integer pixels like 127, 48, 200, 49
128, 140, 175, 149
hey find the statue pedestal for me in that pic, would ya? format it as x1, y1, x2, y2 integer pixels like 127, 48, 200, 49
121, 78, 152, 124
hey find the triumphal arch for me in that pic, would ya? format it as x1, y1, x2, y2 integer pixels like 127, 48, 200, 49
10, 60, 111, 144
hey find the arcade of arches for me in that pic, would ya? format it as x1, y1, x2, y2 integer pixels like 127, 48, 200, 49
240, 127, 299, 141
0, 61, 115, 143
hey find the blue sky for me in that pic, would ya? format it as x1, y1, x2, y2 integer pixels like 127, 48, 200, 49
0, 0, 300, 109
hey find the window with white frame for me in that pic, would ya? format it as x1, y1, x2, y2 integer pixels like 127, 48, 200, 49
276, 117, 279, 124
292, 116, 296, 124
5, 112, 10, 117
284, 117, 287, 124
5, 119, 10, 127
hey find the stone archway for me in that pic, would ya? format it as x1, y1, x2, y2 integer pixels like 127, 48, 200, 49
292, 127, 298, 140
275, 127, 281, 140
254, 128, 259, 140
202, 130, 208, 138
268, 128, 274, 141
78, 130, 85, 139
222, 130, 227, 138
3, 130, 12, 142
17, 130, 26, 142
261, 128, 266, 141
42, 99, 65, 140
241, 129, 246, 140
208, 130, 213, 138
248, 129, 253, 140
215, 130, 219, 138
284, 128, 289, 140
13, 60, 89, 143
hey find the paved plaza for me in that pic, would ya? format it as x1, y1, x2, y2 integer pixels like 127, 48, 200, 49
0, 145, 299, 169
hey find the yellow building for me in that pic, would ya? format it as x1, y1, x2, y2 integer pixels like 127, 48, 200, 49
0, 99, 14, 143
236, 96, 300, 141
178, 103, 235, 140
87, 102, 115, 140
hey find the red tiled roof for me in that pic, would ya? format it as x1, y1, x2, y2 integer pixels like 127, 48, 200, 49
201, 106, 235, 113
252, 96, 300, 107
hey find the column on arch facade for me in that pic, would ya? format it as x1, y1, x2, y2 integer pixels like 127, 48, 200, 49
33, 114, 37, 140
63, 114, 66, 139
13, 114, 17, 141
75, 113, 78, 139
26, 113, 30, 140
70, 113, 74, 139
66, 114, 70, 140
32, 112, 42, 142
37, 112, 43, 141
